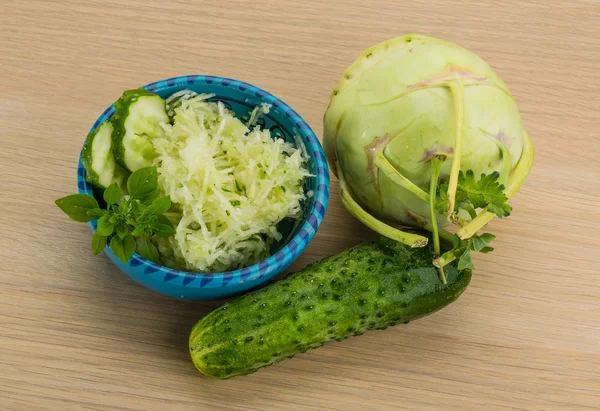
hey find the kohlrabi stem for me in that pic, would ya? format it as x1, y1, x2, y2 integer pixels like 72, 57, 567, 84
374, 153, 430, 202
336, 162, 429, 248
405, 209, 454, 243
433, 250, 458, 269
428, 155, 446, 284
446, 80, 465, 221
457, 130, 535, 239
426, 223, 454, 243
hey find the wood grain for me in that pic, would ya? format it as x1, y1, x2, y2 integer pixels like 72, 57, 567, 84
1, 0, 599, 409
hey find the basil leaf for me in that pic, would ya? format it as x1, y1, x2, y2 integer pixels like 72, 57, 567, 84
91, 233, 107, 255
128, 201, 143, 219
122, 235, 137, 261
143, 215, 158, 227
116, 222, 130, 239
118, 201, 129, 213
103, 182, 121, 206
138, 237, 159, 263
109, 213, 120, 224
127, 166, 158, 200
156, 214, 173, 226
96, 215, 115, 236
87, 208, 106, 220
131, 224, 146, 237
137, 188, 161, 206
110, 235, 136, 262
110, 236, 126, 262
153, 223, 176, 238
55, 194, 99, 222
146, 196, 171, 216
152, 215, 175, 238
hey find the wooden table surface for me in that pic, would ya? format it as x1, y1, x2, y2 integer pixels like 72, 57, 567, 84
1, 1, 599, 410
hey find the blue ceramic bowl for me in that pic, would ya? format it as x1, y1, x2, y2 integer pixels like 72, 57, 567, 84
77, 75, 330, 300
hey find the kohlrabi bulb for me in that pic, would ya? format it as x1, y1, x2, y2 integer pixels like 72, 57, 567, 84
324, 34, 533, 247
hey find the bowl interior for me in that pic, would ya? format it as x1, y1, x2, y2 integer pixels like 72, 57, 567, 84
82, 75, 322, 267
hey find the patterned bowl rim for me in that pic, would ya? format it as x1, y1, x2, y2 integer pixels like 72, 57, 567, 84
77, 74, 330, 290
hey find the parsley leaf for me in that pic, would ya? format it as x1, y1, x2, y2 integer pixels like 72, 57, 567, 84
436, 170, 511, 220
434, 233, 496, 272
429, 167, 513, 272
458, 170, 512, 217
470, 233, 496, 252
457, 247, 473, 271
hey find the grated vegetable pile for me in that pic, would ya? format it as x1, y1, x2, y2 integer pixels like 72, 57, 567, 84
152, 93, 310, 273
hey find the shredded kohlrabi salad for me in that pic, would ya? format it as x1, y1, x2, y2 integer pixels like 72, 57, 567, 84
152, 92, 311, 273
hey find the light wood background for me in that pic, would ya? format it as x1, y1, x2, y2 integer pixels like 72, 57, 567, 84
1, 1, 599, 410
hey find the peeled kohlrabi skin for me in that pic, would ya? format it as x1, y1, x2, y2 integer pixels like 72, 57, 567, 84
324, 34, 529, 235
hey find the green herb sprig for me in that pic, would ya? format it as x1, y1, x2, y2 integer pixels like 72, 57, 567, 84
436, 170, 511, 273
436, 170, 512, 220
55, 166, 175, 263
434, 233, 495, 271
421, 166, 513, 282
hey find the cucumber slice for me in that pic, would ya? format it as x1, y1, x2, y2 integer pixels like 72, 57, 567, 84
111, 88, 169, 172
82, 122, 127, 189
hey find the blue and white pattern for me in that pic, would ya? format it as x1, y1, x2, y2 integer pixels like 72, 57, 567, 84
78, 75, 330, 300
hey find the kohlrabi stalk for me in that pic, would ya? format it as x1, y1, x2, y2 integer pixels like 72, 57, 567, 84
337, 163, 429, 248
446, 80, 465, 223
428, 155, 446, 283
374, 153, 430, 203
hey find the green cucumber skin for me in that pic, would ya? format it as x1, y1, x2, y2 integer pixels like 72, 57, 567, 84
82, 122, 118, 189
82, 121, 129, 190
189, 237, 471, 379
81, 123, 103, 187
111, 88, 166, 171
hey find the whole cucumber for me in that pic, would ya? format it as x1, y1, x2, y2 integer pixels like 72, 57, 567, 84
189, 237, 471, 379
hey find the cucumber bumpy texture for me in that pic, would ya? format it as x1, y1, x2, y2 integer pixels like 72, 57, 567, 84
189, 236, 471, 379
